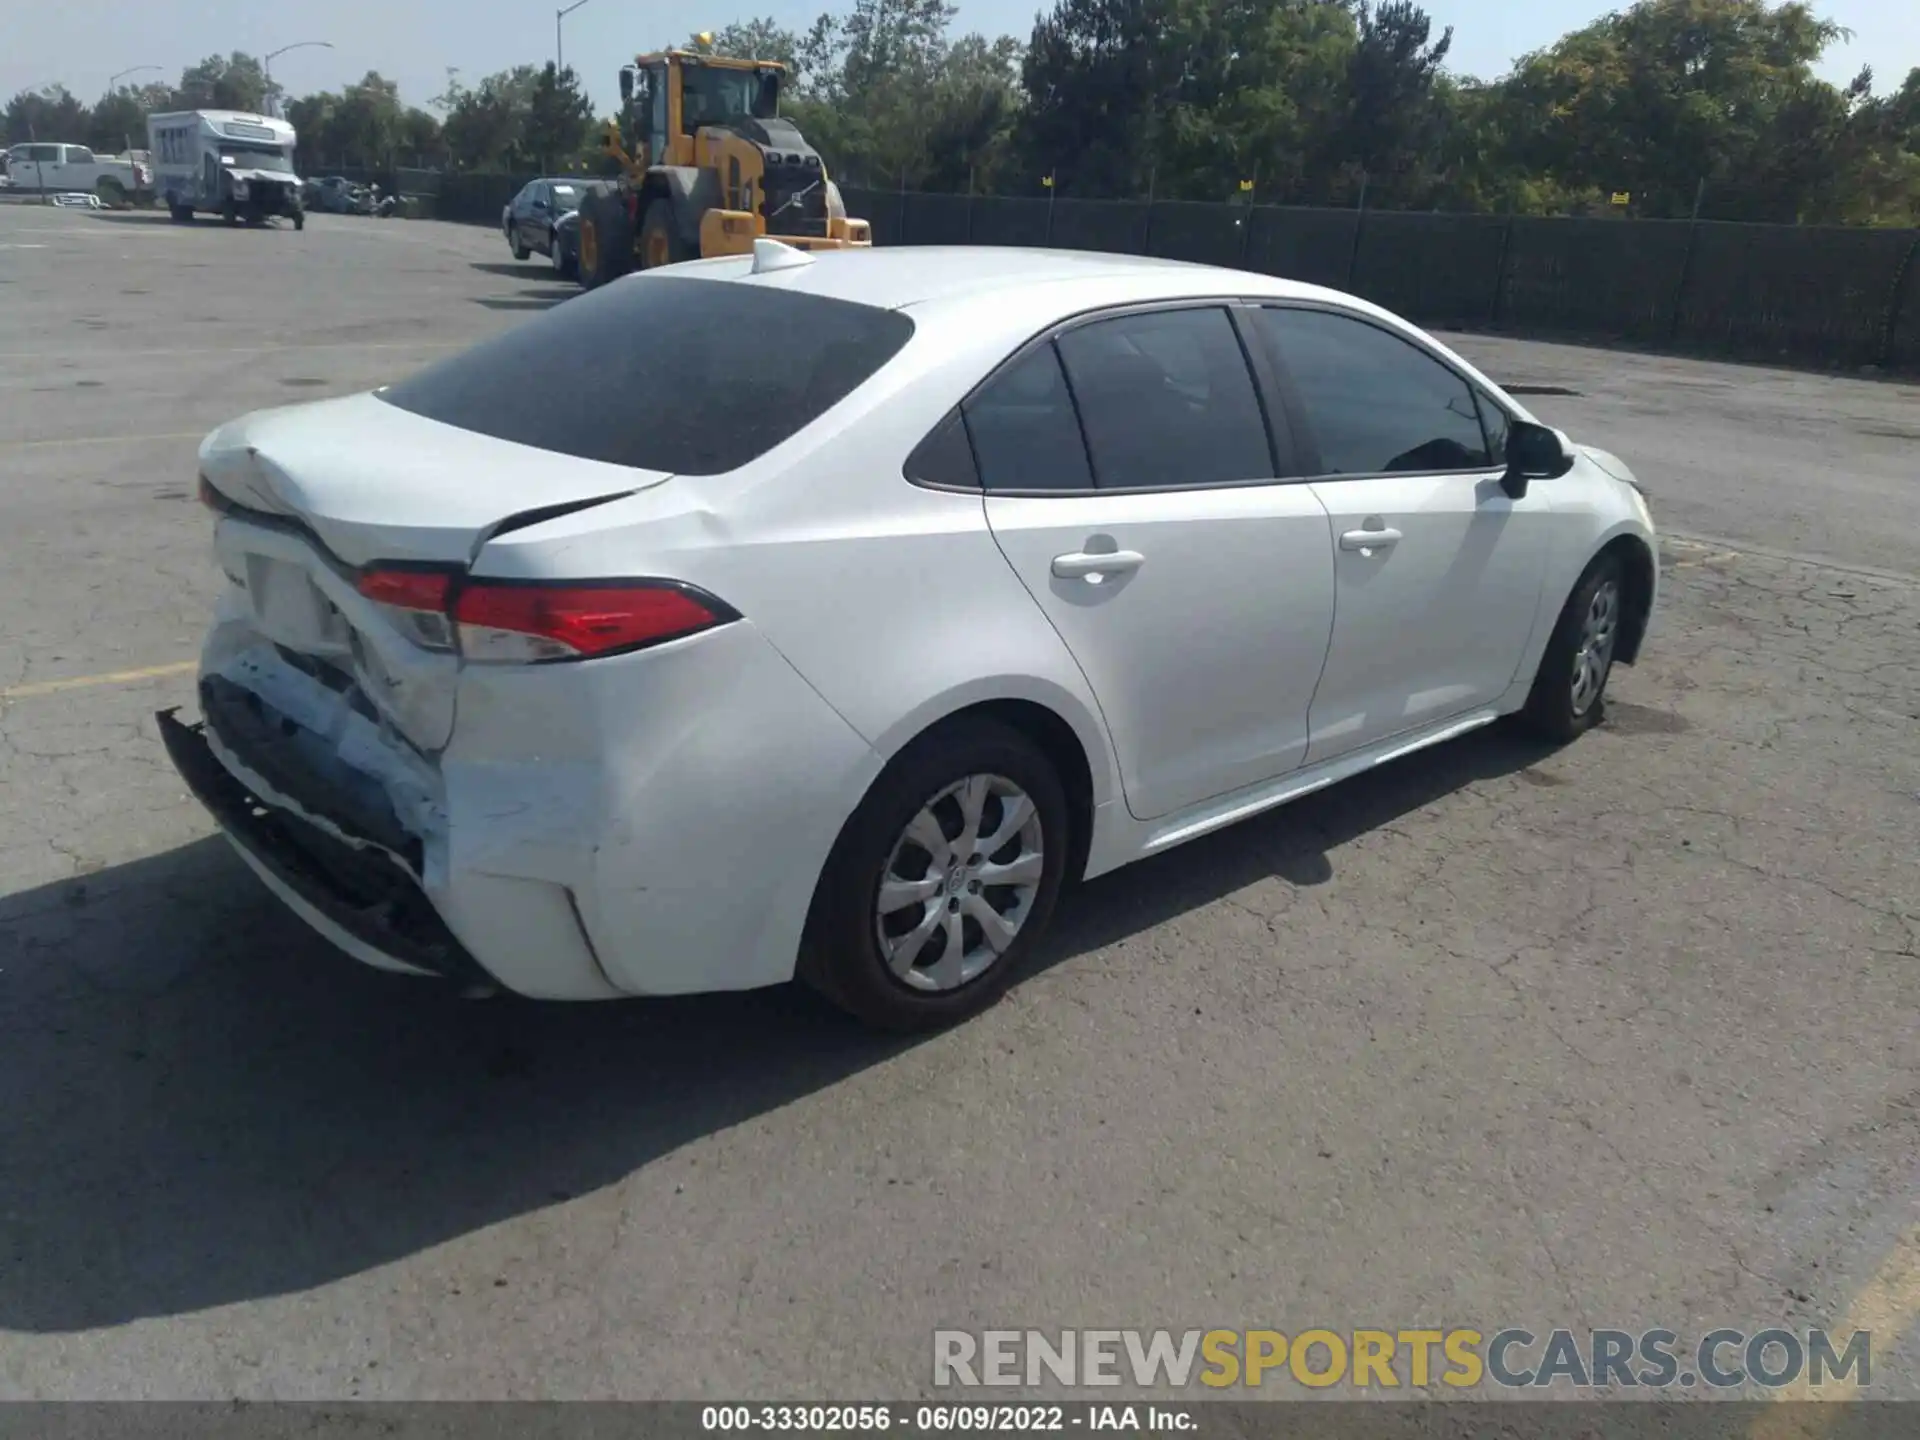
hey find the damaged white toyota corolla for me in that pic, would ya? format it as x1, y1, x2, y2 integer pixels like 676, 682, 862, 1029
161, 240, 1658, 1031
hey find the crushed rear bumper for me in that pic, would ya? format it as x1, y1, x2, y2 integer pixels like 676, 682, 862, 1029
157, 704, 496, 988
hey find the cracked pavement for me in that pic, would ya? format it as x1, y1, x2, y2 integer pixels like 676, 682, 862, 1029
1, 206, 1917, 1401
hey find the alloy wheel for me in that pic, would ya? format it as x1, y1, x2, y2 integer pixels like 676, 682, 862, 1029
1570, 578, 1620, 715
874, 773, 1045, 993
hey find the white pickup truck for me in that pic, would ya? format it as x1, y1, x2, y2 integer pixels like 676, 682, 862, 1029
1, 143, 153, 206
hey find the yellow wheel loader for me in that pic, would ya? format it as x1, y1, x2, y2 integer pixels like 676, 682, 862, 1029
574, 47, 873, 288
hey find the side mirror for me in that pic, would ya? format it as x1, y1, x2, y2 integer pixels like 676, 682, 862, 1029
1501, 420, 1574, 500
619, 67, 635, 104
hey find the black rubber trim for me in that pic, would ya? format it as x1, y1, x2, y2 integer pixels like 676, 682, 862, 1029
199, 674, 418, 865
157, 706, 496, 989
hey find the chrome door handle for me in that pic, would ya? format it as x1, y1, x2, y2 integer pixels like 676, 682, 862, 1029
1052, 550, 1145, 581
1339, 527, 1403, 552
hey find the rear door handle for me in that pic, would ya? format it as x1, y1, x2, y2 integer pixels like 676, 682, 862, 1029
1052, 550, 1145, 581
1339, 527, 1403, 553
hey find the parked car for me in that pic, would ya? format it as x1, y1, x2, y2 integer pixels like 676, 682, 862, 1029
502, 176, 590, 279
306, 176, 369, 214
1, 142, 152, 206
161, 243, 1658, 1032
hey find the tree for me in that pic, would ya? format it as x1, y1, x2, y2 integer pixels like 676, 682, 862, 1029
5, 86, 89, 145
1315, 0, 1455, 205
1494, 0, 1868, 221
523, 64, 595, 171
435, 66, 542, 170
87, 89, 147, 155
175, 53, 272, 114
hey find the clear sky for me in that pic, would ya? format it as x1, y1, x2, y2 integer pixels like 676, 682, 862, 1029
6, 0, 1915, 124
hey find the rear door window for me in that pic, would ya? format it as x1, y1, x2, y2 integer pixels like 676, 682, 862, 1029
1054, 307, 1274, 489
377, 275, 915, 475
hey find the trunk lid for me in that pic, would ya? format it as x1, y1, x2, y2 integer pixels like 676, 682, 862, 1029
197, 393, 667, 753
198, 391, 665, 566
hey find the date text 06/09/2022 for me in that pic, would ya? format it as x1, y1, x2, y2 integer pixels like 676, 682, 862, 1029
700, 1406, 1196, 1433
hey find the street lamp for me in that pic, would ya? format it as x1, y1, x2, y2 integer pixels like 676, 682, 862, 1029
556, 0, 592, 75
105, 67, 164, 162
263, 40, 333, 118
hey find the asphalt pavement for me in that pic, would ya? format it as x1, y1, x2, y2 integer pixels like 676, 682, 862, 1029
1, 206, 1916, 1402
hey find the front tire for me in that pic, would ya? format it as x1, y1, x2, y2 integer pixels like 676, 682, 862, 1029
168, 203, 194, 223
510, 232, 531, 260
639, 197, 691, 268
577, 187, 633, 290
1516, 552, 1626, 743
800, 718, 1070, 1032
551, 227, 577, 279
292, 208, 305, 231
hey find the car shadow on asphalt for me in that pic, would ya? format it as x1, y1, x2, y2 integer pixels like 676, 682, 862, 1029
470, 260, 553, 279
473, 288, 576, 311
0, 724, 1556, 1333
1035, 723, 1561, 970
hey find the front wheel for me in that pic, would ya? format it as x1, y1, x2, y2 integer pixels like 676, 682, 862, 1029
800, 718, 1070, 1032
1515, 552, 1626, 743
638, 197, 691, 268
510, 232, 531, 260
223, 199, 239, 227
576, 188, 633, 290
291, 208, 305, 231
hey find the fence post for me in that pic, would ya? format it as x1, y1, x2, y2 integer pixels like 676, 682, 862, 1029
1875, 232, 1920, 370
1667, 177, 1707, 346
1345, 173, 1369, 293
1488, 212, 1516, 326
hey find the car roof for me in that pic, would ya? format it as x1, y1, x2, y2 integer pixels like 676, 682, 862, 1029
655, 244, 1362, 315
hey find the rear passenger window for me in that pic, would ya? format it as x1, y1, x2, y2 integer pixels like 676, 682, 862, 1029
1257, 307, 1493, 475
1055, 307, 1273, 489
905, 411, 978, 488
962, 345, 1093, 492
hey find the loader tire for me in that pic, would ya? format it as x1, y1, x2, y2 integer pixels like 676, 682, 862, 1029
577, 187, 633, 291
638, 198, 692, 268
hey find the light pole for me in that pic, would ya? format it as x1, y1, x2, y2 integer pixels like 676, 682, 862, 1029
263, 41, 333, 118
556, 0, 592, 75
108, 65, 163, 91
107, 66, 164, 158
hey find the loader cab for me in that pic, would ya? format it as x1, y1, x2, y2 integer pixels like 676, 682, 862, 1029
621, 53, 783, 167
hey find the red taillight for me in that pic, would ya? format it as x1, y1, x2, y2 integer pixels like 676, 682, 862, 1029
352, 570, 732, 663
357, 568, 453, 613
454, 582, 727, 661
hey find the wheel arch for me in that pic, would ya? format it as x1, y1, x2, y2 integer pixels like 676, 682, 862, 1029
1596, 531, 1657, 666
864, 679, 1117, 885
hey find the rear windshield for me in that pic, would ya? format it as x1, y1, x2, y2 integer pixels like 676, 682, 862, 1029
377, 275, 915, 475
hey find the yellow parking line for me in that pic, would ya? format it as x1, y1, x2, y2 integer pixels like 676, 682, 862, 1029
0, 660, 195, 700
1750, 1225, 1920, 1437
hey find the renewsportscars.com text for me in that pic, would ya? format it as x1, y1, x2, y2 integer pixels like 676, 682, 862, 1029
933, 1328, 1872, 1391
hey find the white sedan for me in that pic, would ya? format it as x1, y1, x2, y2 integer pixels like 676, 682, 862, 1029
160, 240, 1658, 1031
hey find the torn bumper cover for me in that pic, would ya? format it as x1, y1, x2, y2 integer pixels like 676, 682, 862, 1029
157, 699, 495, 988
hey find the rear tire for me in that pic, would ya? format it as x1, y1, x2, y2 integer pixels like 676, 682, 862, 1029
799, 718, 1070, 1033
577, 187, 633, 290
168, 203, 194, 223
1515, 552, 1626, 744
96, 178, 127, 209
